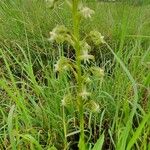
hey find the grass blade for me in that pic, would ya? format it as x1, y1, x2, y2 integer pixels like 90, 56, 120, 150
7, 105, 16, 150
92, 132, 104, 150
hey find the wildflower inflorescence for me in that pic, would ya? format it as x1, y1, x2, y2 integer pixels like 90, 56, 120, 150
47, 0, 105, 149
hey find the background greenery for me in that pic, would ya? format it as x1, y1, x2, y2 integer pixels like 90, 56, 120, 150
0, 0, 150, 149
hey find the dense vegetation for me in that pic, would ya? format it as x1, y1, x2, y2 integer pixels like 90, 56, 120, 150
0, 0, 150, 149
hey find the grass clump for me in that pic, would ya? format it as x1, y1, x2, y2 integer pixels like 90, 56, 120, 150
0, 0, 150, 150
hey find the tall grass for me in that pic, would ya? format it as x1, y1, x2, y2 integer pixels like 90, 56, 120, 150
0, 0, 150, 149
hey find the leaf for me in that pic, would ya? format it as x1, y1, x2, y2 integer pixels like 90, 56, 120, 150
126, 112, 150, 150
66, 130, 80, 137
19, 134, 42, 150
92, 132, 104, 150
7, 105, 16, 150
47, 146, 57, 150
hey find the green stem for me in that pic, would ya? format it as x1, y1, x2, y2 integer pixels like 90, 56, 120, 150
62, 106, 67, 150
72, 0, 85, 149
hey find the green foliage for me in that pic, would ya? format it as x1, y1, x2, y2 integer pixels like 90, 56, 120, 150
0, 0, 150, 150
92, 132, 104, 150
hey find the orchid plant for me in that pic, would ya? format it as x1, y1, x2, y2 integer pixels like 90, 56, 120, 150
48, 0, 105, 149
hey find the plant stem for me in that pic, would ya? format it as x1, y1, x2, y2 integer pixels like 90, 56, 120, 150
62, 106, 67, 150
72, 0, 85, 149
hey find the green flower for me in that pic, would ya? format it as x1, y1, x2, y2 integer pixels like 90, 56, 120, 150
89, 31, 105, 45
78, 41, 94, 64
61, 94, 72, 107
87, 100, 100, 113
78, 50, 94, 64
54, 57, 71, 73
45, 0, 59, 8
49, 25, 74, 45
79, 6, 95, 19
90, 66, 104, 78
79, 86, 91, 100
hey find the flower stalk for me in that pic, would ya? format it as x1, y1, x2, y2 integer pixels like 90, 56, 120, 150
48, 0, 105, 149
72, 0, 86, 149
